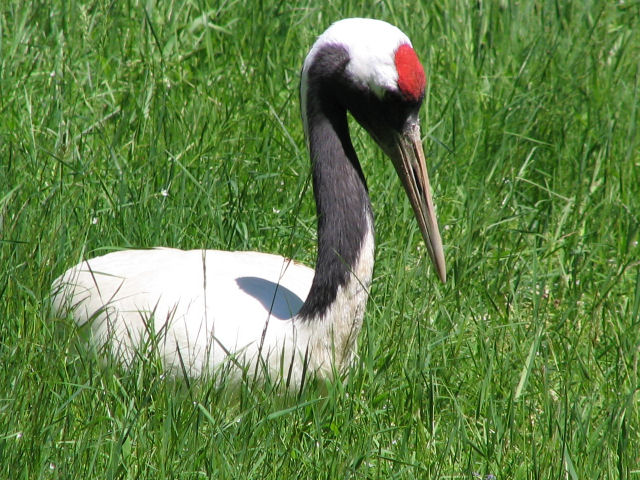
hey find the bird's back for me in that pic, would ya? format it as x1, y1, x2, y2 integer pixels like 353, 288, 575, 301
52, 248, 314, 377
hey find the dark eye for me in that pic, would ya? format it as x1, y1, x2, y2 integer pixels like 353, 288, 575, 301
380, 91, 419, 131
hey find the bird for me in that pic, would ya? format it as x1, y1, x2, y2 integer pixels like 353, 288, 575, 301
51, 18, 446, 389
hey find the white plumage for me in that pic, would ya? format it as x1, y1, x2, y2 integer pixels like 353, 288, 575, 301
53, 249, 313, 381
52, 232, 373, 385
304, 18, 412, 99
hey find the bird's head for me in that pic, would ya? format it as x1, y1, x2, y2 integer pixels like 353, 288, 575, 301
301, 18, 446, 283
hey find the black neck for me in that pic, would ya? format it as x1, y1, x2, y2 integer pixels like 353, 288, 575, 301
297, 67, 374, 320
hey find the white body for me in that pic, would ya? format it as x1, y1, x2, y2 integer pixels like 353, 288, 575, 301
52, 230, 373, 385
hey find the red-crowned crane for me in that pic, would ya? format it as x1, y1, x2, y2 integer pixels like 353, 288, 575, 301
52, 18, 446, 388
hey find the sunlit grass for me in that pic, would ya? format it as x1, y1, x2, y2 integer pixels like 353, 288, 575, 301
1, 0, 639, 478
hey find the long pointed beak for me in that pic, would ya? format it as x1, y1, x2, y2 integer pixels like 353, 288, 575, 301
389, 122, 446, 283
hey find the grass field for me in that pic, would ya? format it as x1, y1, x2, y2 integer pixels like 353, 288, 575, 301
1, 0, 639, 478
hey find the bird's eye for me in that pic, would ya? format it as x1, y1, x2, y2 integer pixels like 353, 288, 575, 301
383, 89, 403, 103
377, 91, 416, 131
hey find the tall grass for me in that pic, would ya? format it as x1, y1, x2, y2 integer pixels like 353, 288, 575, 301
1, 0, 639, 478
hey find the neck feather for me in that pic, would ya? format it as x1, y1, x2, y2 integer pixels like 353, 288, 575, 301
297, 75, 375, 322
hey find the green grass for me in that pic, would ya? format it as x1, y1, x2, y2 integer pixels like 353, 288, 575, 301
1, 0, 639, 478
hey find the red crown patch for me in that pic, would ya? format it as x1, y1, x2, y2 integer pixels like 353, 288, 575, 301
394, 44, 426, 102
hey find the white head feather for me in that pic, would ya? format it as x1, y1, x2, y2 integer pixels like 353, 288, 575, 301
300, 18, 414, 139
304, 18, 411, 96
